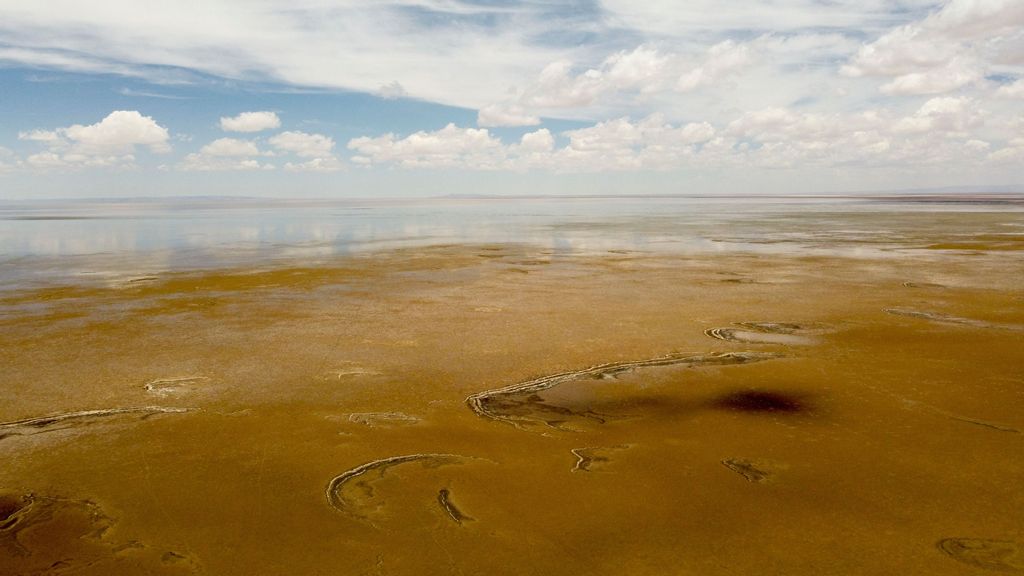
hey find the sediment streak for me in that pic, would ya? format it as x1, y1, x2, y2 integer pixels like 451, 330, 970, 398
466, 351, 779, 427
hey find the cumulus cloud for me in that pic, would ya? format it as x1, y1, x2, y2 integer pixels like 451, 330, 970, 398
199, 137, 262, 157
376, 81, 407, 100
284, 157, 344, 172
891, 96, 983, 134
477, 104, 541, 128
349, 94, 1018, 173
178, 136, 275, 171
520, 46, 670, 109
243, 131, 343, 172
995, 79, 1024, 98
63, 110, 170, 155
220, 111, 281, 132
518, 129, 555, 152
179, 154, 273, 171
675, 40, 752, 92
348, 124, 505, 169
17, 129, 63, 144
842, 0, 1024, 95
476, 41, 759, 126
878, 57, 983, 95
268, 131, 335, 158
16, 110, 170, 169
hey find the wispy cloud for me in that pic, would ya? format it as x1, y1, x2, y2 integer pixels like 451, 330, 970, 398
118, 87, 191, 99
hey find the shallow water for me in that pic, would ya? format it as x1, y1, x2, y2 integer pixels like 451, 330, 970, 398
1, 195, 1023, 575
3, 194, 1022, 289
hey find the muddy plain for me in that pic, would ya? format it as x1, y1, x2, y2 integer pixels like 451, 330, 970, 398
1, 202, 1023, 575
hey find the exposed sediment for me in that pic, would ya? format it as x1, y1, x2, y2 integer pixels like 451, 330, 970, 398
326, 454, 473, 520
705, 322, 827, 345
937, 538, 1024, 572
721, 458, 780, 483
0, 406, 192, 441
949, 415, 1021, 434
885, 308, 1024, 332
570, 445, 631, 473
347, 412, 420, 427
0, 492, 112, 558
0, 490, 195, 573
437, 489, 474, 525
145, 376, 209, 397
466, 351, 779, 428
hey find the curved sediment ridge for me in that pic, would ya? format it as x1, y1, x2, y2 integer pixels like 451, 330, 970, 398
0, 406, 192, 440
437, 488, 474, 525
326, 454, 473, 520
885, 308, 1024, 332
705, 322, 826, 345
721, 458, 782, 483
466, 351, 779, 428
145, 376, 209, 397
937, 538, 1024, 572
570, 445, 631, 473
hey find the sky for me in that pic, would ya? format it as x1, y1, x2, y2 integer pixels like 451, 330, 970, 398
0, 0, 1022, 198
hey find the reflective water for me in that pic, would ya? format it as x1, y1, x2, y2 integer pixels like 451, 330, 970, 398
3, 195, 1022, 288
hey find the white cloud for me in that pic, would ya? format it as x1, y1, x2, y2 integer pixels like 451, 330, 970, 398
675, 40, 751, 92
268, 131, 335, 158
376, 81, 407, 100
199, 137, 262, 157
476, 40, 760, 125
600, 1, 938, 35
879, 56, 983, 95
842, 0, 1024, 95
63, 110, 170, 155
477, 104, 540, 128
179, 154, 274, 171
891, 96, 983, 134
16, 110, 170, 169
520, 46, 670, 109
518, 129, 555, 152
17, 129, 63, 145
177, 135, 275, 171
347, 94, 1018, 173
348, 124, 506, 169
995, 79, 1024, 98
25, 151, 66, 169
989, 145, 1024, 163
220, 111, 281, 132
0, 2, 574, 110
2, 0, 1022, 189
284, 157, 343, 172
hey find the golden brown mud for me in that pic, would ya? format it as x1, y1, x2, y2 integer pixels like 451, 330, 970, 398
2, 234, 1023, 575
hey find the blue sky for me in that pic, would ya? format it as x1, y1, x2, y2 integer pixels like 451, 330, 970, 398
0, 0, 1022, 198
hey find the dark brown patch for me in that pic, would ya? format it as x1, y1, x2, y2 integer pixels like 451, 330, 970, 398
710, 390, 808, 413
0, 493, 27, 528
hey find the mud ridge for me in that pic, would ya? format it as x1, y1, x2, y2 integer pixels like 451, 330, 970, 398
937, 538, 1023, 572
467, 351, 779, 427
885, 308, 1024, 332
570, 445, 631, 472
0, 406, 192, 440
437, 489, 474, 525
326, 454, 473, 520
